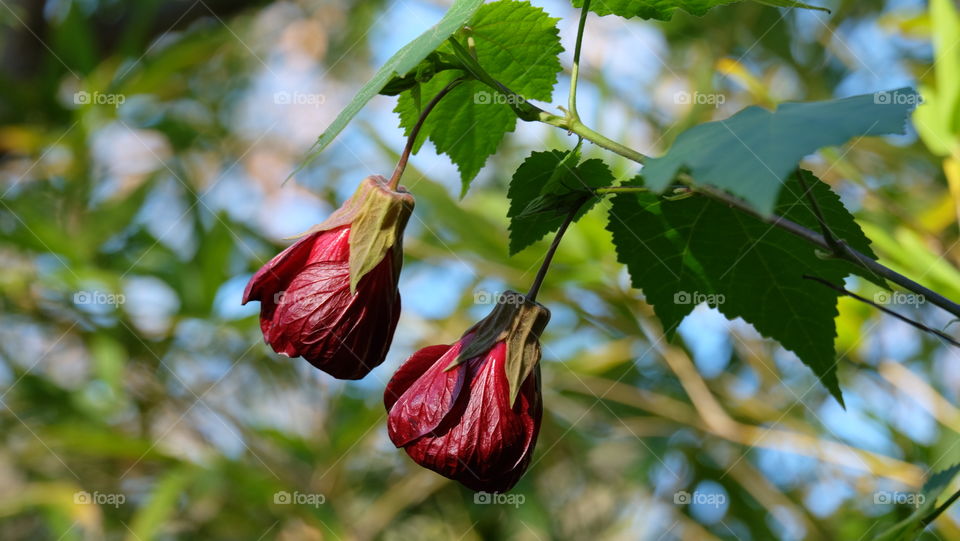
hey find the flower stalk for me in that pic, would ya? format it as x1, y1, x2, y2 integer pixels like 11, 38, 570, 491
388, 78, 465, 190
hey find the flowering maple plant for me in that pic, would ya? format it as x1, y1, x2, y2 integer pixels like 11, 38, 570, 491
242, 77, 566, 491
242, 0, 960, 513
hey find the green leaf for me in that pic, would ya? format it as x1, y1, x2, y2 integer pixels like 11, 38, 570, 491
126, 467, 195, 541
571, 0, 827, 21
396, 0, 564, 195
296, 0, 485, 173
914, 0, 960, 156
507, 149, 614, 255
643, 88, 921, 215
606, 171, 879, 404
874, 463, 960, 540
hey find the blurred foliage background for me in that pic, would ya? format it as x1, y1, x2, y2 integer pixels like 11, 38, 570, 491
1, 0, 960, 539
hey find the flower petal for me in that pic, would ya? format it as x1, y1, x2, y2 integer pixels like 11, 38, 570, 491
384, 344, 452, 411
387, 338, 474, 447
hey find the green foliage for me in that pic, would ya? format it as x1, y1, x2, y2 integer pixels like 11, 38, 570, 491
571, 0, 827, 21
4, 0, 960, 538
875, 464, 960, 540
606, 171, 878, 404
914, 0, 960, 156
507, 148, 614, 254
300, 0, 485, 171
395, 0, 564, 194
643, 88, 921, 215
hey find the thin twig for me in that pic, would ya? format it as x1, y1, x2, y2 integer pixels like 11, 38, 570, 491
526, 197, 588, 302
698, 185, 960, 319
803, 275, 960, 347
794, 168, 840, 251
921, 487, 960, 527
388, 78, 464, 190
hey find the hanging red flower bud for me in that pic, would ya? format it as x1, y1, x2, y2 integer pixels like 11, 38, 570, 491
243, 175, 414, 379
384, 291, 550, 492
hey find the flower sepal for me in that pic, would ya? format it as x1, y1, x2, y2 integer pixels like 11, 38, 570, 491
445, 290, 550, 405
301, 175, 414, 293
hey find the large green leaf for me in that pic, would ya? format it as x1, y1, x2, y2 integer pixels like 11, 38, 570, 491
643, 88, 921, 215
606, 171, 878, 404
396, 0, 564, 195
297, 0, 485, 172
571, 0, 827, 21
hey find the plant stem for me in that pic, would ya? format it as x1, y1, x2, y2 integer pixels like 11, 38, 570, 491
388, 78, 464, 190
568, 0, 591, 124
526, 198, 587, 302
595, 186, 649, 195
803, 275, 960, 347
794, 168, 839, 250
699, 185, 960, 319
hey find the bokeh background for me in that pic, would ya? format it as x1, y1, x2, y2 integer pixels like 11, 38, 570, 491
2, 0, 960, 539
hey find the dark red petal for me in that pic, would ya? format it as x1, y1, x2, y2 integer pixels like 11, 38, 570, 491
243, 227, 350, 348
387, 337, 474, 447
264, 250, 399, 379
398, 341, 543, 493
384, 344, 452, 411
243, 229, 325, 305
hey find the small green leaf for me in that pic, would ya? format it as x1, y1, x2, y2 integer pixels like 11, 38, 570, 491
570, 0, 827, 21
396, 0, 564, 194
126, 467, 194, 541
507, 149, 614, 254
643, 88, 921, 215
606, 171, 879, 404
296, 0, 485, 173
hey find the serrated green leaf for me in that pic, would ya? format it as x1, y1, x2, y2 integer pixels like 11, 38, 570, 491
874, 463, 960, 540
606, 171, 879, 404
571, 0, 826, 21
296, 0, 485, 173
643, 88, 921, 215
396, 0, 564, 195
507, 149, 614, 254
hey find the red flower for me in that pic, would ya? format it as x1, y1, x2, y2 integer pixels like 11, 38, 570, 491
243, 176, 414, 379
384, 292, 550, 492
